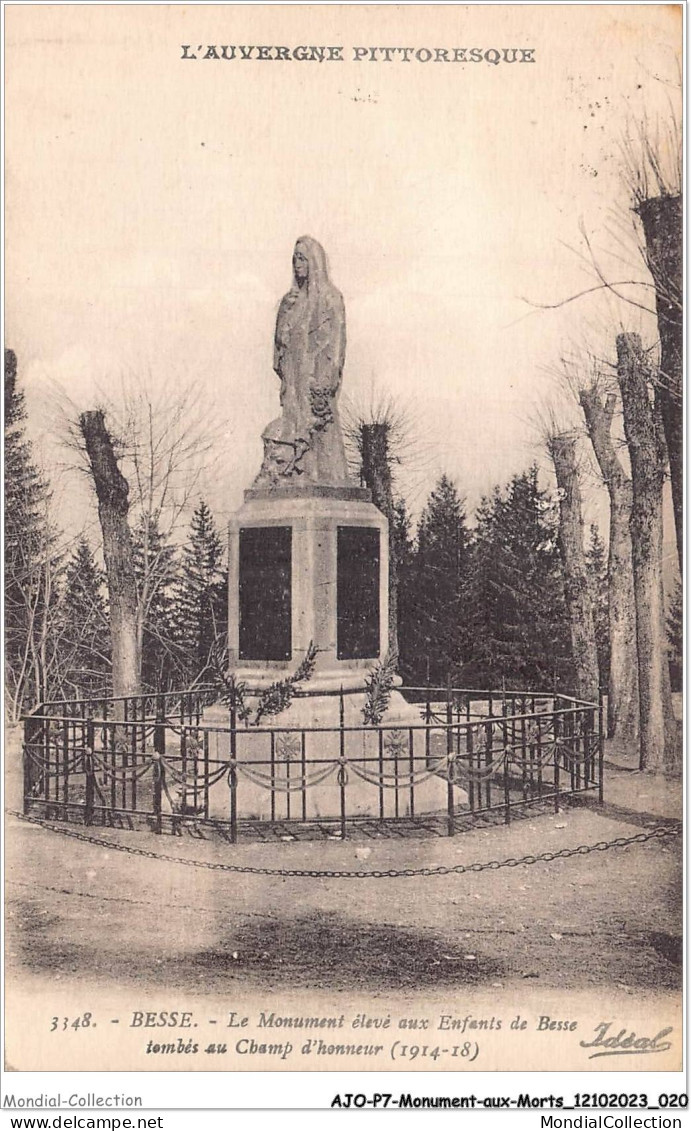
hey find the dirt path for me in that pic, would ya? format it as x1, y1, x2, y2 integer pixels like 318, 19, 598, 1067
5, 764, 681, 998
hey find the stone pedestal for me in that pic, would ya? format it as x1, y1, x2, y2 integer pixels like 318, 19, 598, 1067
228, 483, 388, 691
219, 482, 467, 820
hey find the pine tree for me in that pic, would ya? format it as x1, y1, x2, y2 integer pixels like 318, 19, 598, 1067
59, 537, 111, 699
585, 523, 609, 692
392, 496, 416, 680
4, 349, 61, 717
467, 466, 572, 691
405, 475, 471, 686
174, 499, 227, 684
132, 516, 182, 693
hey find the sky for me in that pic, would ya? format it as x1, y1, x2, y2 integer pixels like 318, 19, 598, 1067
5, 4, 681, 562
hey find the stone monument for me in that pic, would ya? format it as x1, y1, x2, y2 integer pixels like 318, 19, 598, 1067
224, 237, 466, 820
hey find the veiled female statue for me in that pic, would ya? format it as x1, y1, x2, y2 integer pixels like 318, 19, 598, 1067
254, 236, 350, 485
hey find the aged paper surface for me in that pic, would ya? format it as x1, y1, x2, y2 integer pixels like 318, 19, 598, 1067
4, 2, 682, 1083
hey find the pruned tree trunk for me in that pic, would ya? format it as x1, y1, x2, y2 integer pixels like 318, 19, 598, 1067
637, 194, 682, 574
79, 409, 140, 698
547, 432, 600, 704
616, 333, 675, 771
579, 384, 639, 744
361, 422, 398, 658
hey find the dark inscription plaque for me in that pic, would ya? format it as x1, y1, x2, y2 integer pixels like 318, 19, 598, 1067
337, 526, 380, 660
239, 526, 292, 661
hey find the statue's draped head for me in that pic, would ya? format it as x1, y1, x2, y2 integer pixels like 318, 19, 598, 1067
292, 236, 330, 294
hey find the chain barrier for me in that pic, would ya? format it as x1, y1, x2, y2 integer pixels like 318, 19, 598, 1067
91, 750, 156, 784
9, 809, 680, 880
525, 742, 568, 770
348, 757, 448, 790
160, 756, 229, 790
24, 746, 86, 775
417, 724, 591, 779
23, 742, 596, 789
159, 766, 179, 813
236, 760, 338, 793
459, 748, 511, 779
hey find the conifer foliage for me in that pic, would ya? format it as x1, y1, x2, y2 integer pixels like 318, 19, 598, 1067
174, 499, 227, 685
132, 515, 182, 693
585, 524, 610, 691
466, 467, 572, 690
400, 475, 471, 686
4, 349, 61, 717
60, 537, 110, 699
396, 466, 573, 692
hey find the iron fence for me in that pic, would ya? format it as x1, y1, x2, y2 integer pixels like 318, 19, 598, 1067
22, 685, 604, 840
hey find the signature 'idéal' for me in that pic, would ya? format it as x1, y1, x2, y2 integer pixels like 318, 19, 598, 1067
580, 1023, 673, 1059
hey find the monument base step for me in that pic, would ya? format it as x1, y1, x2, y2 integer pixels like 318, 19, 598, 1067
195, 690, 467, 820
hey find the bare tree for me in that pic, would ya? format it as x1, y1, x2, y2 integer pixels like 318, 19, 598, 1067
360, 421, 399, 656
526, 98, 681, 767
532, 109, 682, 572
4, 515, 63, 721
79, 410, 140, 698
623, 115, 682, 572
344, 393, 429, 661
73, 379, 223, 695
546, 431, 600, 704
637, 193, 682, 572
116, 384, 216, 669
577, 375, 639, 745
616, 332, 675, 771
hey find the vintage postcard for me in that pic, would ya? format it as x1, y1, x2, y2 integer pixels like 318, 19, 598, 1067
3, 1, 683, 1092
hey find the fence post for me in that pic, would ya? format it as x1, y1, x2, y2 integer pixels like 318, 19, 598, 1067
270, 731, 276, 823
301, 732, 307, 823
22, 716, 33, 815
152, 759, 162, 835
503, 753, 511, 825
85, 719, 95, 826
180, 729, 188, 815
424, 679, 431, 768
230, 699, 237, 830
153, 701, 165, 834
378, 728, 385, 821
43, 711, 51, 809
598, 686, 605, 803
203, 731, 211, 820
467, 716, 475, 812
502, 706, 511, 824
554, 710, 561, 814
586, 706, 594, 786
229, 760, 238, 845
535, 711, 543, 798
568, 710, 576, 791
339, 687, 347, 840
62, 716, 70, 808
446, 675, 454, 836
